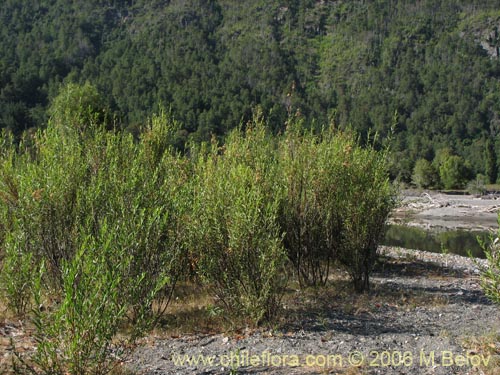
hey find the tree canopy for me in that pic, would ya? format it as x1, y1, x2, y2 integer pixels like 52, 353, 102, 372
2, 0, 500, 183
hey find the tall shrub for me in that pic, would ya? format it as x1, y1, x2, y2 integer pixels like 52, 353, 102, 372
278, 122, 343, 287
477, 216, 500, 305
412, 158, 439, 189
27, 230, 130, 375
278, 123, 397, 292
335, 140, 397, 292
190, 119, 287, 324
0, 98, 189, 372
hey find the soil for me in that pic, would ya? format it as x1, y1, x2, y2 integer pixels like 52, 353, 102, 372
124, 246, 500, 375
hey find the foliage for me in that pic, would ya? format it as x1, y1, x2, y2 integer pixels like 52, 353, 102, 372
190, 117, 287, 324
48, 82, 110, 135
278, 119, 396, 291
412, 158, 439, 189
334, 136, 397, 292
278, 121, 344, 287
1, 1, 500, 182
0, 81, 399, 372
477, 219, 500, 305
467, 174, 488, 196
485, 139, 498, 184
0, 87, 189, 373
25, 235, 128, 375
0, 236, 35, 317
439, 154, 471, 189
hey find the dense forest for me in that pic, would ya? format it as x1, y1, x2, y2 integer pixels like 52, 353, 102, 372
2, 0, 500, 184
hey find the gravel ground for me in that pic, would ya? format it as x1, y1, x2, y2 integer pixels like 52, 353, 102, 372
125, 247, 500, 375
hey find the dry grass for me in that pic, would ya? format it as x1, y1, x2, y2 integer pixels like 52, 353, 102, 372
150, 282, 247, 337
461, 334, 500, 375
280, 262, 451, 327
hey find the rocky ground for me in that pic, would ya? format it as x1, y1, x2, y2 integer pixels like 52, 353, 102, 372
391, 190, 500, 232
1, 247, 499, 375
125, 246, 500, 375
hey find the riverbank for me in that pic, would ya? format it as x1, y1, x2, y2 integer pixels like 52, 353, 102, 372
2, 246, 499, 374
125, 246, 500, 375
390, 190, 500, 232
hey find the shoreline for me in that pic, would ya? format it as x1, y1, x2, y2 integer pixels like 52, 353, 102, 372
378, 245, 488, 274
391, 190, 499, 232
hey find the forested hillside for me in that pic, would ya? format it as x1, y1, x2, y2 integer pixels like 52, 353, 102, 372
2, 0, 500, 183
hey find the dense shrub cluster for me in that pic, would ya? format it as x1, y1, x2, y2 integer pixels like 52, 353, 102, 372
0, 105, 189, 373
0, 86, 397, 374
411, 148, 475, 190
189, 119, 287, 324
279, 123, 396, 290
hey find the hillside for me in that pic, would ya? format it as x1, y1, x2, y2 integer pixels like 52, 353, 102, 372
2, 0, 500, 182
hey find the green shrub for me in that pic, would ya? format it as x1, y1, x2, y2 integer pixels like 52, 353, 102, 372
26, 230, 128, 375
477, 220, 500, 305
278, 123, 397, 292
335, 142, 397, 292
412, 158, 439, 189
439, 154, 470, 189
74, 121, 189, 329
0, 104, 189, 372
1, 233, 35, 317
278, 123, 344, 287
467, 174, 488, 196
48, 82, 110, 136
190, 119, 287, 325
0, 142, 33, 316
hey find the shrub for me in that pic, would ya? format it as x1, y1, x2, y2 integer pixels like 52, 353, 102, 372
439, 154, 470, 189
75, 121, 189, 328
48, 82, 110, 136
26, 231, 129, 375
335, 142, 397, 292
412, 158, 439, 189
0, 105, 189, 372
190, 119, 287, 324
477, 220, 500, 305
1, 233, 35, 317
467, 174, 488, 196
0, 142, 33, 316
278, 122, 344, 287
278, 123, 397, 292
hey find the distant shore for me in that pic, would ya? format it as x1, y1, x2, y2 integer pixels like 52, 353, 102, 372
390, 190, 499, 232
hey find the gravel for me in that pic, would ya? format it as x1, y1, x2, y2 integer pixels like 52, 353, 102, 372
125, 247, 500, 375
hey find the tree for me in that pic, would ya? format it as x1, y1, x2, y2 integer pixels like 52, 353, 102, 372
48, 82, 109, 135
485, 139, 498, 184
412, 158, 439, 189
439, 154, 470, 189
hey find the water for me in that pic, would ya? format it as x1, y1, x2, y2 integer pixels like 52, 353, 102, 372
383, 225, 492, 258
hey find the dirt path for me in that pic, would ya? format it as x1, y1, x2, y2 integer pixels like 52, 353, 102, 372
125, 247, 500, 375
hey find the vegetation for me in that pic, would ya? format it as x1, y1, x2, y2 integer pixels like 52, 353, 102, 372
279, 123, 396, 290
0, 82, 396, 373
412, 159, 439, 189
189, 117, 287, 324
279, 123, 344, 287
478, 218, 500, 306
0, 86, 189, 373
4, 0, 500, 369
2, 1, 500, 186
